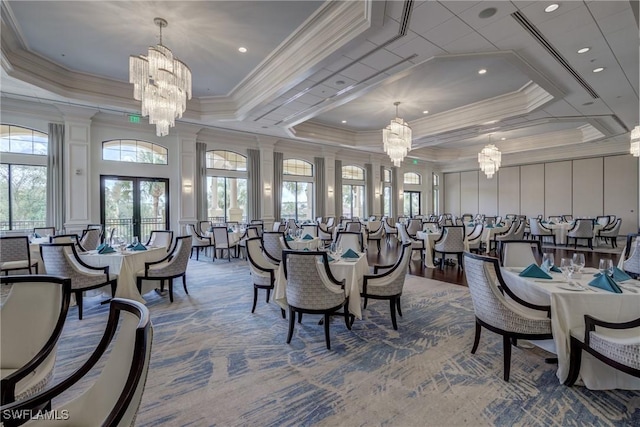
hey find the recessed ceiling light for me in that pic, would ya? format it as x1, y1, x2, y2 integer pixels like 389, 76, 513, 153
478, 7, 497, 19
478, 69, 487, 75
423, 110, 429, 114
335, 80, 345, 85
592, 67, 605, 73
341, 120, 347, 124
577, 47, 590, 54
544, 4, 559, 13
238, 47, 247, 53
501, 137, 506, 141
583, 101, 594, 106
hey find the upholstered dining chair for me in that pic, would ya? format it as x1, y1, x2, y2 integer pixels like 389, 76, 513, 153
318, 223, 334, 248
301, 224, 319, 237
345, 221, 362, 232
562, 214, 573, 222
596, 215, 612, 228
237, 226, 260, 260
397, 223, 425, 263
40, 243, 117, 320
0, 275, 71, 406
383, 217, 398, 244
564, 315, 640, 386
406, 219, 422, 237
529, 219, 556, 246
186, 223, 213, 260
361, 243, 411, 330
282, 250, 351, 350
597, 218, 622, 248
32, 227, 55, 238
212, 226, 239, 261
79, 228, 102, 251
463, 252, 553, 381
490, 220, 519, 252
325, 217, 336, 231
466, 223, 484, 254
461, 213, 474, 222
432, 225, 465, 270
285, 219, 298, 234
567, 219, 595, 249
0, 299, 152, 427
335, 231, 364, 253
621, 233, 640, 278
49, 233, 80, 245
246, 237, 284, 317
197, 220, 211, 236
498, 240, 542, 268
146, 230, 174, 251
136, 235, 192, 303
0, 236, 38, 275
262, 231, 285, 264
366, 220, 384, 251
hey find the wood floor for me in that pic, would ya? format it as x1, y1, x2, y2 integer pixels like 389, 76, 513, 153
365, 238, 623, 287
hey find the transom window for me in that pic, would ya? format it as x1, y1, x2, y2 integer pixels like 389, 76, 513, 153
102, 140, 167, 165
207, 150, 247, 171
342, 165, 365, 181
404, 172, 421, 185
1, 125, 48, 155
283, 159, 312, 176
383, 169, 391, 183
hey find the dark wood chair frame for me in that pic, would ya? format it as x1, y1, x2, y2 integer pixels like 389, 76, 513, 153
245, 237, 285, 318
497, 239, 542, 267
366, 221, 384, 252
464, 253, 553, 381
597, 218, 621, 248
262, 231, 286, 264
621, 233, 640, 279
361, 243, 410, 330
565, 315, 640, 385
136, 236, 189, 303
0, 236, 38, 275
188, 224, 214, 261
282, 250, 352, 350
0, 299, 151, 427
489, 220, 518, 252
0, 276, 71, 406
33, 227, 55, 238
145, 230, 174, 252
432, 225, 465, 270
40, 243, 116, 320
531, 219, 557, 246
566, 219, 595, 249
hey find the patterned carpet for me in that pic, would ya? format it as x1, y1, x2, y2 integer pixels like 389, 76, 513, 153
23, 259, 640, 425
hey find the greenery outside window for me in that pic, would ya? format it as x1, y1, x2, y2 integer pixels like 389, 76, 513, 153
282, 159, 314, 221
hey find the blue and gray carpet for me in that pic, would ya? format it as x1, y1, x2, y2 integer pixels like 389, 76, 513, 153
42, 260, 640, 425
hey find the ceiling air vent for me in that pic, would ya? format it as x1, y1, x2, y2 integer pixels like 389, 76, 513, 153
511, 11, 600, 99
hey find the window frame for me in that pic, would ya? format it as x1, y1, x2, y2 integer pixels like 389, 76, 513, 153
403, 172, 421, 185
102, 139, 168, 165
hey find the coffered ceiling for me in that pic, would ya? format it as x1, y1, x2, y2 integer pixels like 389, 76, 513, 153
1, 1, 638, 170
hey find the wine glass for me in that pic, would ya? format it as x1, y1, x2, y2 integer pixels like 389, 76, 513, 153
560, 258, 573, 280
132, 236, 139, 247
542, 253, 555, 272
572, 253, 585, 273
598, 258, 613, 276
329, 242, 336, 258
337, 243, 343, 257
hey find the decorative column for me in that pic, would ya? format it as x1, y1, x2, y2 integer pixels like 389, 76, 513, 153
57, 106, 96, 236
209, 178, 223, 219
177, 126, 199, 234
228, 178, 243, 221
323, 148, 337, 217
258, 136, 277, 230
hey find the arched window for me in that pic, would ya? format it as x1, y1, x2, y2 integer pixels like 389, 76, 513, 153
102, 139, 168, 165
342, 165, 365, 219
404, 172, 421, 185
206, 150, 247, 223
1, 124, 48, 230
207, 150, 247, 171
282, 159, 313, 221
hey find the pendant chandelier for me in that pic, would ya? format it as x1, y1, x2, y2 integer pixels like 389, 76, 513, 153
130, 18, 192, 137
478, 135, 501, 179
630, 126, 640, 157
382, 102, 412, 167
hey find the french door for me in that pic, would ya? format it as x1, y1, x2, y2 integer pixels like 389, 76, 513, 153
404, 191, 421, 217
100, 176, 169, 244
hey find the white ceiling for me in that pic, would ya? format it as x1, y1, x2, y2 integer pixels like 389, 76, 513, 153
1, 0, 638, 167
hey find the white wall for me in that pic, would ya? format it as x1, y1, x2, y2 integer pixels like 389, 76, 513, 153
443, 155, 639, 235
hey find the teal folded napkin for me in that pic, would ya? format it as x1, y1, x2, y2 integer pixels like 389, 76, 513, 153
467, 222, 474, 226
541, 260, 561, 273
228, 228, 234, 232
588, 274, 622, 293
126, 243, 133, 249
486, 224, 494, 228
302, 234, 313, 240
519, 263, 552, 279
593, 267, 632, 282
327, 255, 334, 262
96, 243, 106, 251
541, 220, 547, 224
132, 242, 147, 251
548, 221, 555, 225
303, 248, 309, 251
98, 245, 115, 254
341, 248, 359, 259
33, 232, 41, 238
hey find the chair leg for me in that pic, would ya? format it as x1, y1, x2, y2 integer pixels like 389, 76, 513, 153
377, 239, 381, 252
196, 248, 200, 261
281, 308, 286, 319
297, 312, 303, 323
363, 296, 368, 309
266, 288, 271, 303
458, 253, 463, 270
286, 306, 295, 343
390, 298, 398, 330
565, 337, 583, 386
471, 321, 481, 354
182, 275, 188, 295
324, 313, 331, 350
136, 278, 142, 294
503, 335, 512, 381
396, 296, 402, 317
76, 291, 83, 320
251, 287, 258, 313
110, 280, 116, 297
169, 279, 174, 303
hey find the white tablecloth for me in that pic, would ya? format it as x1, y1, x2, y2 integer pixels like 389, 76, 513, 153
285, 237, 321, 250
274, 254, 368, 319
78, 246, 168, 303
543, 222, 604, 246
416, 231, 442, 268
501, 267, 640, 389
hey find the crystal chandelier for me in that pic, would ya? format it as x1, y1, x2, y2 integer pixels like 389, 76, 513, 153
478, 135, 502, 179
630, 126, 640, 157
383, 102, 412, 167
130, 18, 192, 137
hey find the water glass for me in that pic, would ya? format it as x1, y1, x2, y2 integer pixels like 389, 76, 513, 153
598, 258, 613, 276
542, 253, 555, 272
329, 243, 336, 257
560, 258, 573, 280
572, 253, 585, 272
132, 236, 139, 246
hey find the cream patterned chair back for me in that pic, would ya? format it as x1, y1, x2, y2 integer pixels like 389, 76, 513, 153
363, 243, 411, 297
499, 240, 540, 267
301, 224, 319, 237
283, 251, 345, 310
0, 236, 34, 274
433, 226, 465, 253
262, 231, 285, 263
80, 228, 102, 251
336, 231, 363, 253
40, 243, 111, 290
622, 234, 640, 276
529, 219, 552, 236
367, 220, 383, 237
144, 236, 192, 278
146, 230, 173, 250
406, 219, 421, 236
567, 219, 594, 238
345, 222, 361, 232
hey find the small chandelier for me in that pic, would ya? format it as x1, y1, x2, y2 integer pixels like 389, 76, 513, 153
630, 126, 640, 157
383, 102, 412, 167
478, 135, 502, 179
130, 18, 192, 137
